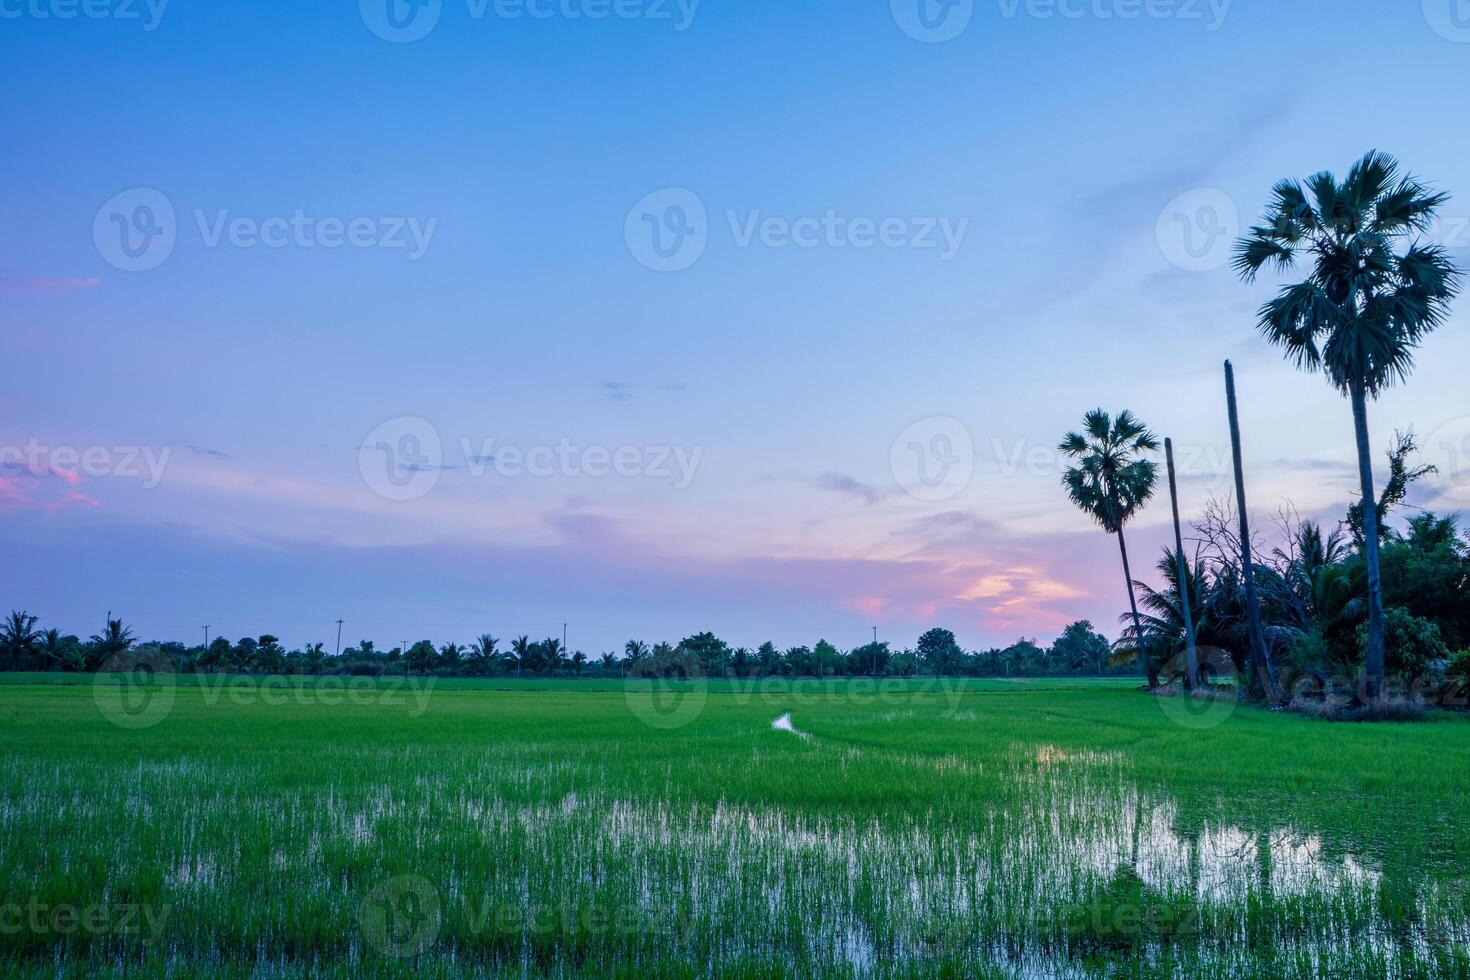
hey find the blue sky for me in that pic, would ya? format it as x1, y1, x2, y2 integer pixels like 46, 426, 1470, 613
3, 0, 1470, 654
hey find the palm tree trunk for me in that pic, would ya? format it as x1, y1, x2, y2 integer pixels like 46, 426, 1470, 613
1116, 524, 1158, 688
1225, 361, 1279, 700
1166, 438, 1201, 691
1351, 379, 1386, 701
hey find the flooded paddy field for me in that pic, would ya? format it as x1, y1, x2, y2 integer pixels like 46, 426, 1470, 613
1, 675, 1467, 977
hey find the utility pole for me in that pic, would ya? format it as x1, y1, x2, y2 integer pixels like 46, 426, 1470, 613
203, 625, 210, 648
335, 619, 344, 658
1165, 438, 1200, 691
872, 626, 879, 678
562, 622, 568, 657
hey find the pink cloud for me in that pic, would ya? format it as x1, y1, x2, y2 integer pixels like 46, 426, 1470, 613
0, 468, 98, 512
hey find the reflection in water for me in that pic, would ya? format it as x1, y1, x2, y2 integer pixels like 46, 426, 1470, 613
481, 740, 1462, 975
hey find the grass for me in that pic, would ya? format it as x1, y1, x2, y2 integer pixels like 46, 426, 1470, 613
1, 674, 1467, 977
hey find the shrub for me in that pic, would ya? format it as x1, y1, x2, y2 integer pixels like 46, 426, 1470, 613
1358, 608, 1452, 678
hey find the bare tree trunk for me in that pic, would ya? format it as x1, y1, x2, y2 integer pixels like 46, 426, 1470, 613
1225, 361, 1279, 700
1351, 379, 1386, 701
1116, 524, 1159, 688
1166, 438, 1201, 691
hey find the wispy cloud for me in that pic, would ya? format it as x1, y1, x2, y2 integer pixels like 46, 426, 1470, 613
0, 276, 100, 296
813, 471, 887, 506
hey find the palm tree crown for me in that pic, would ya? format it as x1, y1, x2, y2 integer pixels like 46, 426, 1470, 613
1233, 150, 1461, 395
1059, 409, 1160, 531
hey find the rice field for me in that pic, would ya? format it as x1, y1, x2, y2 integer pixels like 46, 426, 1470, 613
1, 673, 1468, 978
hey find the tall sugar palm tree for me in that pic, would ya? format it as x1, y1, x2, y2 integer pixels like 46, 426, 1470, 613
1060, 410, 1161, 687
1234, 151, 1462, 698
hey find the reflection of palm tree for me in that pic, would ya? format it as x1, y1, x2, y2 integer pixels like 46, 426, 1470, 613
1060, 410, 1161, 687
1235, 151, 1462, 698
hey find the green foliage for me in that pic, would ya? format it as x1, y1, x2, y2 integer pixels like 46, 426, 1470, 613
1357, 607, 1451, 677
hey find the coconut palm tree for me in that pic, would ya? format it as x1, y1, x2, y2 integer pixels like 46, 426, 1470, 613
1234, 151, 1462, 698
0, 611, 42, 670
469, 634, 499, 675
88, 616, 136, 667
509, 635, 532, 677
1060, 410, 1161, 687
623, 639, 649, 670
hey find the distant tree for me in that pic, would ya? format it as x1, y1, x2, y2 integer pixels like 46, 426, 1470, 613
812, 640, 842, 678
729, 646, 753, 676
623, 639, 649, 673
0, 611, 42, 670
89, 616, 136, 666
1001, 638, 1047, 676
570, 651, 587, 675
598, 652, 618, 675
1235, 150, 1462, 699
757, 641, 784, 676
536, 637, 565, 674
406, 640, 439, 674
510, 636, 533, 677
38, 628, 83, 671
1060, 409, 1161, 687
468, 635, 499, 675
1050, 621, 1111, 675
439, 642, 464, 674
679, 632, 730, 673
255, 635, 287, 673
916, 628, 963, 675
779, 645, 809, 677
848, 641, 891, 677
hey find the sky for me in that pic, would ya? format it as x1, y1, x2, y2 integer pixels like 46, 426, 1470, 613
3, 0, 1470, 655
